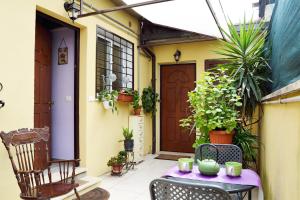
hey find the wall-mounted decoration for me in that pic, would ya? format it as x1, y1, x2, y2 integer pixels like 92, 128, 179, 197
58, 38, 68, 65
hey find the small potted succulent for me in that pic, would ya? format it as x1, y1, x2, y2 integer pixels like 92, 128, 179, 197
118, 88, 134, 102
97, 89, 118, 113
119, 128, 134, 151
132, 90, 142, 115
107, 151, 127, 175
180, 69, 242, 144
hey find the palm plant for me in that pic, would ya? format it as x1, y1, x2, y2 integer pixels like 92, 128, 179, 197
215, 19, 271, 123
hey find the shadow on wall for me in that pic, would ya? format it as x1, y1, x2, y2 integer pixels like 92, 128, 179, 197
0, 82, 5, 109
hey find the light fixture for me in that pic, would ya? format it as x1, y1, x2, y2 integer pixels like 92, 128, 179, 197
173, 50, 181, 62
64, 0, 81, 21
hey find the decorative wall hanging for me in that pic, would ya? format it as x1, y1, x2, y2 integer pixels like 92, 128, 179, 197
58, 38, 68, 65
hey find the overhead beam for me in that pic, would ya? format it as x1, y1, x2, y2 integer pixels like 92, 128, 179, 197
78, 0, 174, 18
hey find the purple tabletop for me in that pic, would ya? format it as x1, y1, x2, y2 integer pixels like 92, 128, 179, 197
164, 165, 261, 187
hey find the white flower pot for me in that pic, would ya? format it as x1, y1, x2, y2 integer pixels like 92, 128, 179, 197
102, 100, 112, 109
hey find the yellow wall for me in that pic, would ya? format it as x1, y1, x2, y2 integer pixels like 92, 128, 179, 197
152, 41, 222, 151
0, 0, 152, 199
260, 92, 300, 200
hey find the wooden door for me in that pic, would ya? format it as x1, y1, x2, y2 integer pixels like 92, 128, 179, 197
161, 64, 196, 153
34, 21, 52, 164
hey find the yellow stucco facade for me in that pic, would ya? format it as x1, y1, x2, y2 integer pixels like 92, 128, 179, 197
260, 92, 300, 200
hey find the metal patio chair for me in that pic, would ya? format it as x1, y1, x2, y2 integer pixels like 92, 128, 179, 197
0, 127, 80, 200
195, 144, 243, 164
150, 178, 231, 200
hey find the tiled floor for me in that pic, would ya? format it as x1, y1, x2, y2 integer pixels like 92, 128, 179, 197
99, 154, 259, 200
99, 154, 175, 200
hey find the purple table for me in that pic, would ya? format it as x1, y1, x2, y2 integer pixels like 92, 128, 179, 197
164, 165, 262, 200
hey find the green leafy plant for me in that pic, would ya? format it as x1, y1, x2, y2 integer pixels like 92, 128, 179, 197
107, 151, 127, 167
180, 69, 242, 146
215, 19, 271, 122
233, 124, 258, 169
132, 90, 141, 110
122, 127, 133, 140
141, 86, 159, 115
97, 89, 118, 113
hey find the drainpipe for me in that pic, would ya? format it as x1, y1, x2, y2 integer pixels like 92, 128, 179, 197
142, 47, 156, 154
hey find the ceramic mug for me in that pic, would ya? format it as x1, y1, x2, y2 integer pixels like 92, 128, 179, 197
225, 162, 242, 176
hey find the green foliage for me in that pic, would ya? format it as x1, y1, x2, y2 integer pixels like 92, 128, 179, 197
107, 151, 127, 166
215, 19, 271, 121
132, 90, 141, 110
180, 69, 242, 139
141, 86, 159, 115
122, 127, 133, 140
233, 124, 258, 168
120, 88, 134, 95
97, 89, 118, 113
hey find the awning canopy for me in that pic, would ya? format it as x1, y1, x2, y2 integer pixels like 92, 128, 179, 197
123, 0, 259, 38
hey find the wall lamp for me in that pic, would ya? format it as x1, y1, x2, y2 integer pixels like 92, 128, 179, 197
64, 0, 81, 21
173, 50, 181, 62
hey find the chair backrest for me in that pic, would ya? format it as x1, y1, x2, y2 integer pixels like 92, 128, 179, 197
0, 127, 50, 196
149, 178, 231, 200
195, 144, 243, 164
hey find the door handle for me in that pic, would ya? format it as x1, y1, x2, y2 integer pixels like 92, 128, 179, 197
48, 101, 54, 110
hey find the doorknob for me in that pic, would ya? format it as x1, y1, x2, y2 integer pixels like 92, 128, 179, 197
48, 101, 54, 110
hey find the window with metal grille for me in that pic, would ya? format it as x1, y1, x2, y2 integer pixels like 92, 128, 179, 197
95, 26, 134, 94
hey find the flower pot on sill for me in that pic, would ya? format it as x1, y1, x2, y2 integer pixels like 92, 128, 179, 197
112, 164, 123, 174
118, 93, 133, 102
209, 130, 234, 144
102, 101, 112, 110
124, 139, 134, 152
133, 107, 142, 115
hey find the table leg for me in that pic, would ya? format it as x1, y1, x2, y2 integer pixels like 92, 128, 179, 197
237, 192, 243, 200
248, 190, 252, 200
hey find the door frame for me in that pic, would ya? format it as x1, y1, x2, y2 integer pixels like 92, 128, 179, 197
36, 12, 80, 161
159, 63, 196, 152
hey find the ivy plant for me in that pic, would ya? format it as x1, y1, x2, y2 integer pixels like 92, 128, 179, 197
141, 86, 159, 115
180, 69, 242, 144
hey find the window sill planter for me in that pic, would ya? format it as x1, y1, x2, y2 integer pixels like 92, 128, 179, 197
118, 93, 133, 102
209, 130, 233, 144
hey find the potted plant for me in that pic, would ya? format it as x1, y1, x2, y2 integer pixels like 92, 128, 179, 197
118, 88, 134, 102
141, 86, 159, 115
97, 89, 118, 113
132, 90, 142, 115
107, 151, 127, 175
120, 128, 134, 151
180, 69, 242, 144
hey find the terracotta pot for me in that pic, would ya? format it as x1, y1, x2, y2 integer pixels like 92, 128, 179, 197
118, 93, 133, 102
112, 164, 123, 174
209, 130, 234, 144
133, 107, 142, 115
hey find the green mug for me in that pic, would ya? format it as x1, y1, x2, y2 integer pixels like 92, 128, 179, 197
225, 162, 242, 176
178, 158, 194, 173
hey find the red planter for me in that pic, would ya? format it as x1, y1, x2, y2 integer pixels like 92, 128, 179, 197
118, 93, 133, 102
133, 107, 142, 115
209, 130, 234, 144
112, 164, 123, 174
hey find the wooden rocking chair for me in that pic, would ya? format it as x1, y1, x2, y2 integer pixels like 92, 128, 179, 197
0, 127, 80, 200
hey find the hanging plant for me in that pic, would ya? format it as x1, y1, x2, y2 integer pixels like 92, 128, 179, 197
141, 86, 159, 115
97, 89, 118, 113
